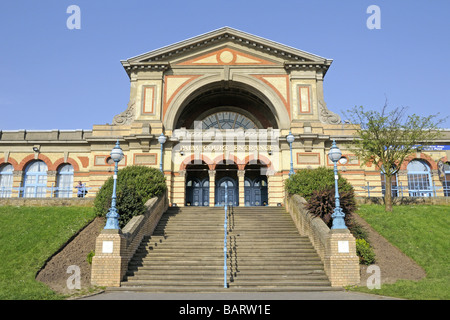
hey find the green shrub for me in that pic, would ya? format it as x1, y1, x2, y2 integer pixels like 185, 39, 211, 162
86, 250, 95, 265
305, 187, 356, 228
347, 219, 370, 242
285, 167, 354, 200
94, 166, 166, 227
356, 238, 376, 265
116, 183, 146, 228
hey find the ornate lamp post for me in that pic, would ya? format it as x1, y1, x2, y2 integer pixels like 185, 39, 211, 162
287, 131, 295, 177
158, 133, 167, 172
328, 140, 347, 229
104, 140, 124, 230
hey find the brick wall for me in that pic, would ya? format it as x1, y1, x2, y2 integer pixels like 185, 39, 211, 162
91, 192, 168, 287
0, 198, 95, 207
285, 194, 360, 287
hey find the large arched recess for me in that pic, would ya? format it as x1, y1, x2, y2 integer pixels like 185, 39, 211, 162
163, 74, 291, 130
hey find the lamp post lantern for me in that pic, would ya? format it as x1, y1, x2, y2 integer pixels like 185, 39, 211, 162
104, 140, 124, 230
287, 131, 295, 177
158, 133, 167, 172
328, 140, 347, 229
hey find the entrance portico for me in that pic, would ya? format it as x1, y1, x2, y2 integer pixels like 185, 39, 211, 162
182, 156, 270, 207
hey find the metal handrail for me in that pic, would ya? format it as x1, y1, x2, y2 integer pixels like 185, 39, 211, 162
0, 186, 99, 198
223, 184, 228, 288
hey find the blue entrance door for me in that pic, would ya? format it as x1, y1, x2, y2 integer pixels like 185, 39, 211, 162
244, 177, 268, 206
216, 177, 238, 206
186, 178, 209, 206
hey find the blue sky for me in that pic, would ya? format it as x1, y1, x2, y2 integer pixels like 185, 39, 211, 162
1, 0, 449, 130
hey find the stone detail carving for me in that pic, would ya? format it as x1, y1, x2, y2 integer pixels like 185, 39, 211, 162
318, 100, 341, 125
112, 100, 136, 126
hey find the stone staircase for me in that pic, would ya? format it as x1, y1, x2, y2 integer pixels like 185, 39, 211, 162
108, 206, 341, 292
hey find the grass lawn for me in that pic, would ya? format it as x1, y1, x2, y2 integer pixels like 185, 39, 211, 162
0, 206, 96, 300
352, 204, 450, 300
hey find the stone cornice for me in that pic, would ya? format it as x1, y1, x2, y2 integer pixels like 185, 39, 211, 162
121, 62, 170, 77
120, 27, 333, 77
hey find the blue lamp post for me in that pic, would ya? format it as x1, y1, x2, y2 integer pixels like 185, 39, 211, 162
104, 140, 124, 230
158, 133, 167, 172
287, 131, 295, 177
328, 140, 347, 229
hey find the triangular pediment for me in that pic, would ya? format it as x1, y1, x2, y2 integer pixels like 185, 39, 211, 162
121, 27, 333, 74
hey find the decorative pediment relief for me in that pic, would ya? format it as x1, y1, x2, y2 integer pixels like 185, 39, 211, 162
175, 47, 277, 66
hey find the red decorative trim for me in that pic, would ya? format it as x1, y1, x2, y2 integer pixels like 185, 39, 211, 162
142, 86, 156, 114
50, 157, 80, 172
77, 156, 89, 168
251, 74, 290, 120
296, 152, 320, 165
163, 75, 202, 120
0, 157, 19, 171
400, 153, 437, 170
133, 153, 157, 165
18, 154, 53, 171
213, 154, 244, 170
298, 86, 311, 113
176, 48, 276, 66
179, 154, 215, 171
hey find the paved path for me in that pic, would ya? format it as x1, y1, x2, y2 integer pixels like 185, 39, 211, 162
82, 290, 400, 300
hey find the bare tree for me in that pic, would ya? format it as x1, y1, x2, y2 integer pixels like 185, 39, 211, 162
345, 102, 445, 211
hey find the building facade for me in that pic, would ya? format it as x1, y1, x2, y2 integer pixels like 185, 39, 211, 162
1, 27, 449, 204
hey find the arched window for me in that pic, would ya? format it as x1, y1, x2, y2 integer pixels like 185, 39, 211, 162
200, 111, 257, 130
56, 164, 74, 198
444, 162, 450, 197
407, 160, 432, 197
23, 160, 48, 198
0, 163, 14, 198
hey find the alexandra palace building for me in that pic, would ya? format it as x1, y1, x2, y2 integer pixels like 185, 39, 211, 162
1, 27, 449, 205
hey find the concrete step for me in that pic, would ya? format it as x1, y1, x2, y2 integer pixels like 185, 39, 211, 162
118, 206, 334, 292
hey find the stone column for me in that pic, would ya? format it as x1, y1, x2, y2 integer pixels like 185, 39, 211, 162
91, 229, 127, 287
208, 170, 216, 207
237, 169, 245, 207
178, 170, 186, 206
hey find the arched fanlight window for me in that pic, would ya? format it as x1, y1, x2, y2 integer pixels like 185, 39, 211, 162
0, 163, 14, 198
201, 112, 257, 130
56, 164, 74, 198
23, 160, 48, 198
407, 159, 433, 197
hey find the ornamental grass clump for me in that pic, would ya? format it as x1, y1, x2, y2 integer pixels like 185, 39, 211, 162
305, 187, 356, 228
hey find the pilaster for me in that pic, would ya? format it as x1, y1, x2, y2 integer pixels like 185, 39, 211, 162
237, 170, 245, 207
209, 170, 216, 207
